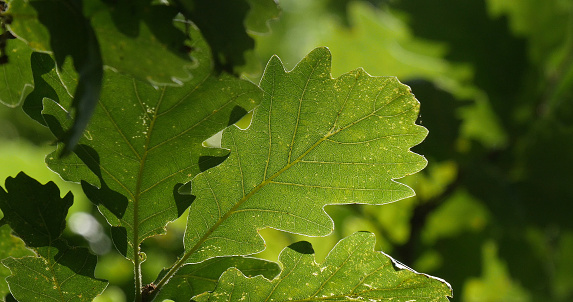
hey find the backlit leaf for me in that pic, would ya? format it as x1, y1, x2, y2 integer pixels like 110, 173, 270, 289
183, 47, 427, 263
197, 232, 452, 301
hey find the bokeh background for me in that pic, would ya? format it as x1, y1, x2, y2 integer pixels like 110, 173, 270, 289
1, 0, 572, 301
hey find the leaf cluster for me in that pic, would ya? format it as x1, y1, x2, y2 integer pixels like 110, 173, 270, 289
0, 1, 452, 302
252, 1, 573, 301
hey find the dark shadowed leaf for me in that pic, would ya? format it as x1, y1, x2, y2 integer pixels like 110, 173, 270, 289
0, 172, 107, 302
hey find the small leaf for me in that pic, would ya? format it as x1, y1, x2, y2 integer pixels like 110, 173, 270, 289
0, 38, 34, 108
198, 232, 452, 301
0, 225, 35, 300
0, 172, 107, 302
184, 47, 428, 263
154, 256, 280, 301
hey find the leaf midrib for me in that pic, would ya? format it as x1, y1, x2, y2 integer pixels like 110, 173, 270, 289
185, 61, 418, 259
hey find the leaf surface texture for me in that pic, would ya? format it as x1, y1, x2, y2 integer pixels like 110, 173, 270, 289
184, 47, 428, 263
197, 232, 452, 301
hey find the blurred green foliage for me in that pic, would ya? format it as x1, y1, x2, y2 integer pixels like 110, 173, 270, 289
1, 0, 572, 301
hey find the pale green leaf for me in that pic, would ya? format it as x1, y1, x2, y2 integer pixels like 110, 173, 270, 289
154, 256, 280, 301
197, 232, 452, 301
183, 47, 427, 263
0, 173, 107, 302
41, 27, 262, 262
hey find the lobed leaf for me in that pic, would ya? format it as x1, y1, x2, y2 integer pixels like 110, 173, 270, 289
0, 172, 107, 302
197, 232, 452, 301
154, 256, 280, 301
41, 26, 262, 262
183, 47, 428, 263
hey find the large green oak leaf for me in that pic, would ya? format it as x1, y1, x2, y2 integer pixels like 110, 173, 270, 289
196, 232, 451, 301
183, 47, 428, 263
41, 25, 262, 264
0, 172, 107, 302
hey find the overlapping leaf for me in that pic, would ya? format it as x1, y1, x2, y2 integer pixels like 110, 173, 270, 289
6, 0, 103, 153
154, 256, 280, 301
177, 0, 280, 72
0, 173, 107, 302
196, 232, 451, 301
6, 0, 194, 85
183, 47, 428, 263
40, 26, 262, 262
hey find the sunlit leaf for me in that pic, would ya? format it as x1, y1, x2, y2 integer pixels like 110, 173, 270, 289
183, 47, 427, 263
0, 172, 107, 302
197, 232, 451, 301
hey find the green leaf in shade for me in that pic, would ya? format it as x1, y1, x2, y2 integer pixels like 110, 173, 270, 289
182, 47, 427, 263
196, 232, 452, 301
41, 26, 261, 267
0, 172, 107, 302
6, 0, 103, 154
6, 0, 195, 85
154, 256, 280, 301
0, 38, 34, 107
